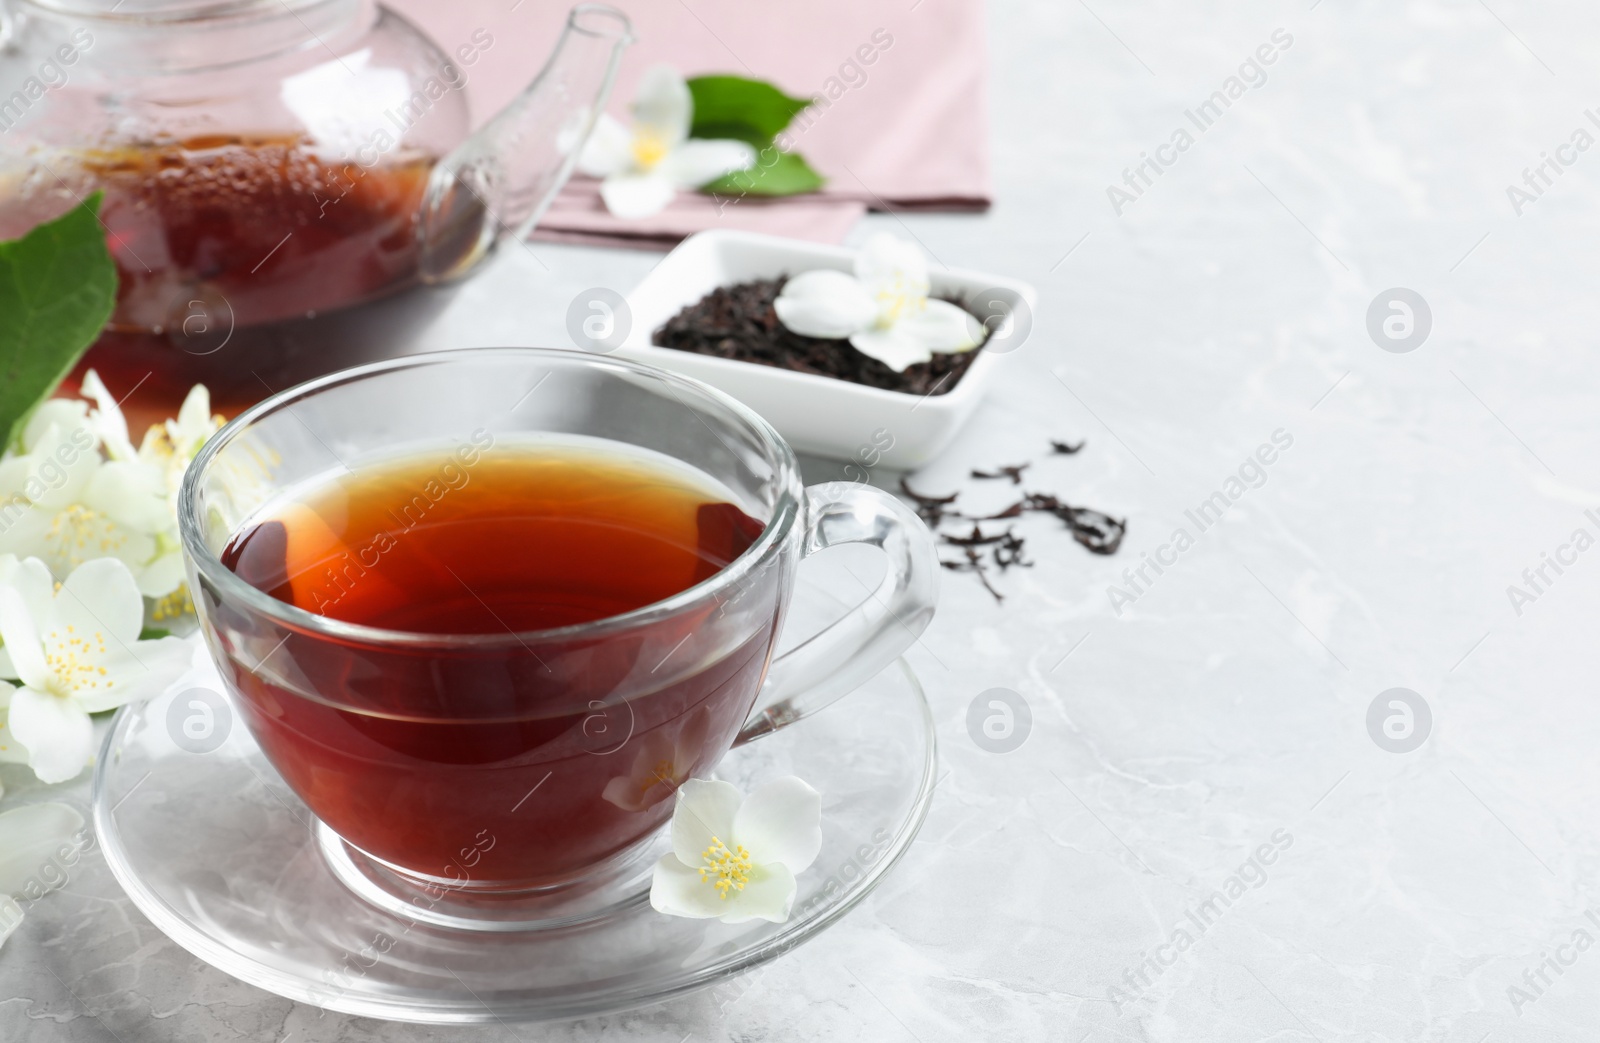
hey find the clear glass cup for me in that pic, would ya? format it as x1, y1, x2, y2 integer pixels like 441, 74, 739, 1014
179, 348, 938, 927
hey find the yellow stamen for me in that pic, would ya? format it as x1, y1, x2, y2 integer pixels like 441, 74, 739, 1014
642, 758, 678, 797
43, 627, 115, 695
43, 504, 131, 572
630, 130, 669, 172
152, 583, 194, 622
698, 836, 752, 900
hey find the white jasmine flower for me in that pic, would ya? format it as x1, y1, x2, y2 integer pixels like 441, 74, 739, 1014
578, 65, 756, 219
601, 707, 712, 812
0, 801, 86, 952
0, 557, 189, 783
0, 392, 159, 590
0, 554, 53, 679
0, 477, 165, 598
0, 400, 100, 512
775, 233, 987, 371
126, 381, 223, 601
0, 373, 220, 600
78, 369, 139, 463
650, 776, 822, 924
80, 368, 222, 509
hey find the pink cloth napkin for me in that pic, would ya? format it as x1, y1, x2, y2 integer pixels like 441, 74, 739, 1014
534, 191, 868, 250
389, 0, 991, 248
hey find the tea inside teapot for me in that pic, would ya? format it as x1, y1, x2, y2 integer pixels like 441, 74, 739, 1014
59, 133, 459, 430
89, 133, 435, 334
0, 1, 632, 425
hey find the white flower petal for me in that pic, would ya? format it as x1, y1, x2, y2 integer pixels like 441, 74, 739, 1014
174, 383, 215, 445
134, 548, 186, 600
20, 423, 100, 510
73, 636, 189, 714
601, 726, 675, 812
894, 298, 986, 354
83, 461, 171, 534
0, 588, 50, 692
0, 557, 51, 680
732, 776, 822, 874
0, 895, 21, 948
600, 774, 642, 812
599, 173, 678, 220
53, 557, 145, 649
19, 401, 87, 453
668, 706, 715, 779
848, 328, 934, 372
670, 778, 741, 867
577, 114, 636, 178
717, 862, 797, 924
0, 507, 49, 563
854, 233, 929, 297
631, 64, 692, 147
8, 687, 93, 784
658, 139, 756, 189
0, 556, 54, 622
17, 506, 155, 584
774, 270, 878, 339
0, 801, 84, 896
80, 369, 136, 461
625, 726, 676, 777
648, 852, 725, 920
604, 707, 720, 812
0, 457, 31, 498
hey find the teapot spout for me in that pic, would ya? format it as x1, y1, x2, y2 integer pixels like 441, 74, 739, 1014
417, 5, 631, 282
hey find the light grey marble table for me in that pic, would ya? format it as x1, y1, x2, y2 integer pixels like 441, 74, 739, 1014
7, 0, 1600, 1039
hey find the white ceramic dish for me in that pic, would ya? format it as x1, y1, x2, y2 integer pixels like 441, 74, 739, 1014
617, 230, 1036, 472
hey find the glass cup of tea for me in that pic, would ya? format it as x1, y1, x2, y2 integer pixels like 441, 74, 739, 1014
179, 348, 937, 928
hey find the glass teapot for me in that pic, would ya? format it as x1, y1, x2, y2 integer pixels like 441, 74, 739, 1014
0, 0, 630, 418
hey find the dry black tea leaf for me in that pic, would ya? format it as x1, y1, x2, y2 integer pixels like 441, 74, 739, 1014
958, 501, 1025, 521
994, 531, 1032, 571
902, 446, 1125, 601
1062, 509, 1126, 555
1022, 493, 1126, 555
970, 463, 1030, 484
653, 277, 984, 396
941, 546, 1004, 603
941, 525, 1010, 548
900, 478, 960, 527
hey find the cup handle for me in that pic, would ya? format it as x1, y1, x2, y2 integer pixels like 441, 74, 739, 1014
734, 482, 939, 746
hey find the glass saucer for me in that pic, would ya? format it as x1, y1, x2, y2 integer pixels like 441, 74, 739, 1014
90, 580, 936, 1025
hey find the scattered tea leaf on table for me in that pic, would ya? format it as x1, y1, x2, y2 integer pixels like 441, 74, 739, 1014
0, 193, 117, 448
971, 463, 1030, 484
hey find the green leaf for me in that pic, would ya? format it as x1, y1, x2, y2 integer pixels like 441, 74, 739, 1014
0, 192, 118, 449
689, 122, 776, 149
138, 627, 171, 641
687, 75, 811, 145
701, 150, 826, 198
